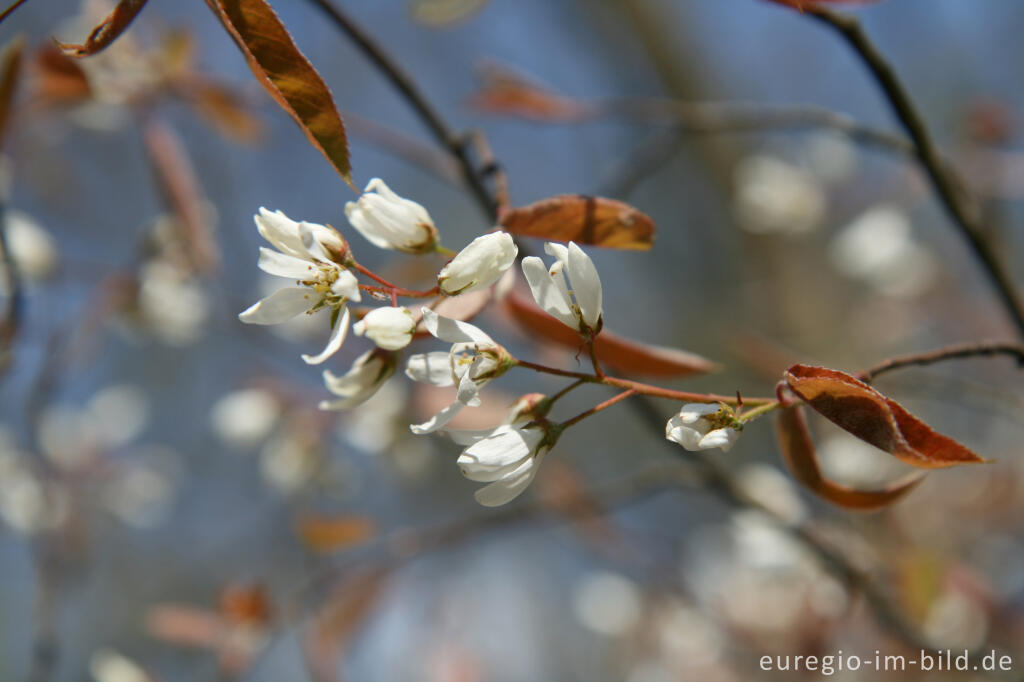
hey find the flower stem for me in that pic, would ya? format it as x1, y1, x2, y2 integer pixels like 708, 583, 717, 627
435, 244, 457, 258
561, 390, 637, 429
736, 401, 782, 424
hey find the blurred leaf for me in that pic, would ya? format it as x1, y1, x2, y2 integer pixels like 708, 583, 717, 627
0, 38, 23, 150
181, 77, 264, 144
506, 291, 716, 378
31, 45, 91, 103
143, 119, 219, 272
218, 583, 273, 626
500, 195, 654, 250
766, 0, 883, 8
785, 364, 987, 468
410, 0, 488, 27
296, 515, 376, 553
470, 61, 588, 122
55, 0, 150, 58
146, 605, 225, 649
205, 0, 353, 186
776, 405, 922, 510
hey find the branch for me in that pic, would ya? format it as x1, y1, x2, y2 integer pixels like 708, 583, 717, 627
803, 6, 1024, 339
303, 0, 498, 220
858, 341, 1024, 383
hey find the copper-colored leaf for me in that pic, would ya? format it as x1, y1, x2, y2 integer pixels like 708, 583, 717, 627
218, 583, 272, 626
470, 62, 588, 122
505, 291, 716, 378
785, 364, 986, 468
143, 119, 220, 272
181, 77, 264, 144
500, 195, 654, 250
31, 45, 91, 103
55, 0, 150, 58
205, 0, 353, 185
776, 405, 921, 510
0, 38, 23, 150
295, 515, 376, 553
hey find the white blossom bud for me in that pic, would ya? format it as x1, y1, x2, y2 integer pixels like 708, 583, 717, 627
344, 178, 438, 254
437, 232, 518, 295
319, 350, 397, 410
353, 306, 416, 350
665, 403, 740, 452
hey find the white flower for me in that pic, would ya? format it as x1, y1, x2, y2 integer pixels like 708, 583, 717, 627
344, 178, 438, 254
455, 423, 549, 506
238, 208, 359, 365
406, 308, 510, 434
521, 241, 602, 335
665, 403, 740, 452
319, 350, 397, 410
1, 210, 57, 281
437, 232, 518, 295
352, 306, 416, 350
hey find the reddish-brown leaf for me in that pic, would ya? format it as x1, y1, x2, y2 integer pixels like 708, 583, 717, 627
180, 77, 264, 144
500, 195, 655, 251
470, 62, 589, 122
55, 0, 150, 57
505, 291, 716, 378
143, 120, 220, 272
776, 405, 922, 510
0, 38, 23, 150
218, 583, 273, 626
205, 0, 353, 186
785, 364, 986, 468
295, 515, 376, 553
31, 45, 91, 103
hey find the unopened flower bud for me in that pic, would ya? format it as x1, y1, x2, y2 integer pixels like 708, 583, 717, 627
438, 232, 518, 295
353, 306, 416, 350
344, 178, 438, 254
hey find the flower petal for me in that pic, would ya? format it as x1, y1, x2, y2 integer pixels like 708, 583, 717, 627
410, 400, 465, 435
521, 257, 576, 328
420, 308, 494, 346
405, 352, 456, 386
238, 287, 313, 325
567, 242, 602, 329
665, 414, 704, 450
698, 427, 739, 452
257, 247, 316, 279
255, 208, 307, 258
302, 306, 350, 365
473, 453, 543, 507
331, 269, 361, 303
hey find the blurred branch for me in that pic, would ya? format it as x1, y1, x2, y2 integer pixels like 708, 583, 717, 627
802, 6, 1024, 339
0, 201, 23, 374
343, 110, 463, 186
0, 0, 30, 27
303, 0, 499, 219
859, 341, 1024, 383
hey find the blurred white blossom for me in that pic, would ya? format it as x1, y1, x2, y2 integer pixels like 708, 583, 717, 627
572, 571, 642, 637
211, 388, 281, 448
733, 155, 825, 235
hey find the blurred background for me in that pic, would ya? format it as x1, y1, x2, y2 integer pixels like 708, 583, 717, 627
0, 0, 1022, 680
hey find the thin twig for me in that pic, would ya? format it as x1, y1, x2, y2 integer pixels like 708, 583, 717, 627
859, 341, 1024, 383
0, 0, 31, 27
803, 6, 1024, 339
303, 0, 498, 220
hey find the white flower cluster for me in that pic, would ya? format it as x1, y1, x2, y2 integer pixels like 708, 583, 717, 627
239, 179, 518, 408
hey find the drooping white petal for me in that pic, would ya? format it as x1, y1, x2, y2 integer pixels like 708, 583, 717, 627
318, 350, 394, 410
473, 453, 543, 507
437, 232, 518, 295
457, 426, 542, 480
302, 306, 350, 365
567, 242, 602, 329
238, 287, 313, 325
455, 356, 485, 405
678, 403, 721, 423
331, 269, 361, 302
405, 352, 456, 386
521, 257, 576, 328
410, 400, 465, 435
257, 248, 317, 279
665, 413, 705, 450
255, 208, 307, 259
444, 427, 501, 446
420, 308, 494, 346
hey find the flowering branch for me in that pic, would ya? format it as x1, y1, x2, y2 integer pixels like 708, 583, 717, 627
560, 389, 636, 429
